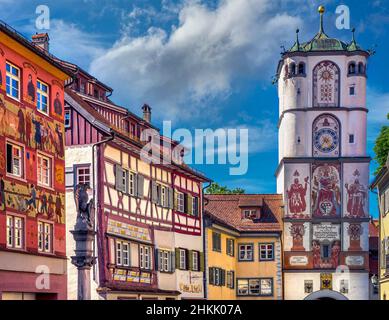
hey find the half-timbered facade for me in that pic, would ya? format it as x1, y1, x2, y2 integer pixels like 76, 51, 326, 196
63, 64, 209, 300
0, 23, 71, 300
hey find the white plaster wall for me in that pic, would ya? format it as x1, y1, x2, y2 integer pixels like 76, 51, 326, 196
284, 272, 369, 300
65, 145, 100, 300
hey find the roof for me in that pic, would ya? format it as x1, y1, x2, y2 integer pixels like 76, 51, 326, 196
0, 20, 73, 78
205, 194, 283, 233
286, 7, 370, 55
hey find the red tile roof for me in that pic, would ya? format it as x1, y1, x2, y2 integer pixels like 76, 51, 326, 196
205, 194, 283, 232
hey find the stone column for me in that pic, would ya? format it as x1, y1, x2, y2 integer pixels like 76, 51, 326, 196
71, 219, 96, 300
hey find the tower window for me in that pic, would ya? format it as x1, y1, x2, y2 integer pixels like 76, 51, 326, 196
358, 62, 365, 75
349, 134, 355, 144
289, 63, 296, 77
348, 62, 356, 75
349, 86, 355, 96
298, 62, 305, 75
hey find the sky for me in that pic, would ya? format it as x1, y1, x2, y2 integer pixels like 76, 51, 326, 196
1, 0, 388, 217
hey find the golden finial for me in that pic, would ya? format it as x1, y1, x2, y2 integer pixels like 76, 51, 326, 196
318, 5, 325, 14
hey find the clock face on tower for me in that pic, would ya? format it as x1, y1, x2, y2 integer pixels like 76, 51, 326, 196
312, 114, 340, 157
314, 128, 339, 153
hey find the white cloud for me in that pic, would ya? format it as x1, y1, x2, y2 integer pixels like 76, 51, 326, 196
90, 0, 302, 122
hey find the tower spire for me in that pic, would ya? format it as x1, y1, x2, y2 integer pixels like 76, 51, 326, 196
318, 5, 325, 34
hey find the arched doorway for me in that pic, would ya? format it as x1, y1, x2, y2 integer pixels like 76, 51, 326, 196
304, 290, 348, 300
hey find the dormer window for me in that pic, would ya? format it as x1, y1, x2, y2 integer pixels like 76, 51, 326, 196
242, 209, 259, 220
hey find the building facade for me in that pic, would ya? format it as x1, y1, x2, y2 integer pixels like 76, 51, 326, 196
62, 64, 209, 300
276, 7, 371, 300
371, 154, 389, 300
0, 24, 71, 299
369, 218, 379, 299
204, 194, 283, 300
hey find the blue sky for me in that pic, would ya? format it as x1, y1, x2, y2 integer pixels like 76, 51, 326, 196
1, 0, 388, 217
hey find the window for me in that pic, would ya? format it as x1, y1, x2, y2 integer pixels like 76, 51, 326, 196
349, 86, 355, 96
158, 250, 172, 272
192, 196, 199, 216
212, 232, 221, 252
140, 245, 152, 270
227, 271, 235, 289
37, 154, 51, 187
115, 165, 128, 193
348, 62, 356, 75
6, 62, 20, 100
37, 80, 49, 114
209, 267, 225, 286
349, 134, 355, 144
6, 142, 23, 178
226, 238, 235, 256
6, 215, 23, 249
298, 62, 305, 75
128, 172, 135, 196
239, 244, 253, 261
289, 62, 296, 77
64, 110, 71, 128
304, 280, 313, 294
177, 192, 184, 212
243, 210, 256, 219
115, 240, 131, 267
179, 249, 187, 270
38, 221, 53, 253
161, 186, 167, 207
192, 251, 199, 271
77, 166, 90, 186
358, 62, 365, 75
322, 243, 330, 259
237, 278, 273, 296
259, 243, 274, 261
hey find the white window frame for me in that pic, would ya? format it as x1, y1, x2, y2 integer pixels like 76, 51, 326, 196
259, 243, 274, 261
6, 142, 24, 178
37, 153, 52, 187
77, 166, 91, 186
116, 241, 122, 266
6, 215, 24, 249
122, 242, 129, 267
38, 221, 53, 253
159, 250, 171, 272
140, 245, 151, 270
179, 249, 186, 270
192, 251, 199, 271
161, 186, 167, 207
239, 244, 253, 261
129, 172, 135, 196
6, 62, 20, 101
37, 79, 49, 115
177, 192, 184, 212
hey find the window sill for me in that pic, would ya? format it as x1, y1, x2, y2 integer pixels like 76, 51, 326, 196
6, 173, 27, 183
37, 183, 55, 192
6, 94, 21, 103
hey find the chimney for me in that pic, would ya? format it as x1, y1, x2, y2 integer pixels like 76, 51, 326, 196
32, 33, 50, 52
142, 104, 151, 123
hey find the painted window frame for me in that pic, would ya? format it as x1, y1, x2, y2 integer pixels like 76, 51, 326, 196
177, 192, 184, 212
37, 153, 52, 188
64, 110, 71, 128
192, 250, 199, 271
6, 214, 24, 250
226, 238, 235, 257
38, 220, 53, 253
115, 240, 131, 267
37, 79, 49, 115
6, 61, 20, 101
76, 165, 91, 187
238, 243, 254, 262
259, 243, 274, 261
140, 245, 152, 270
179, 248, 186, 270
227, 271, 235, 289
158, 250, 172, 273
236, 278, 273, 297
6, 140, 24, 179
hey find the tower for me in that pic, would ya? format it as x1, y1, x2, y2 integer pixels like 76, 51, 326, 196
276, 6, 372, 300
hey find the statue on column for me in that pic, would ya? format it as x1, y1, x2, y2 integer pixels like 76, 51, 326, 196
74, 183, 94, 230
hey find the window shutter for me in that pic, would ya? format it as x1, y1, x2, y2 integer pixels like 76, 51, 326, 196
115, 164, 123, 191
151, 182, 158, 203
193, 197, 199, 216
125, 171, 129, 194
221, 269, 226, 286
231, 271, 235, 289
137, 174, 144, 198
168, 187, 174, 209
155, 249, 159, 271
184, 193, 189, 213
133, 173, 138, 197
188, 195, 193, 215
188, 250, 193, 271
209, 268, 214, 285
199, 251, 205, 272
174, 191, 178, 211
185, 249, 190, 270
65, 167, 74, 188
170, 251, 175, 272
175, 248, 180, 270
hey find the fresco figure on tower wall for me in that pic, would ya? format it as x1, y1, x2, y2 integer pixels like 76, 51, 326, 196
345, 170, 367, 218
286, 170, 309, 218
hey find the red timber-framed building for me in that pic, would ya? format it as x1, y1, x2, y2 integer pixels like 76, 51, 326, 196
62, 61, 210, 300
0, 23, 72, 299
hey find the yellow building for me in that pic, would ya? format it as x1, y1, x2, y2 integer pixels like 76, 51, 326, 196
371, 154, 389, 300
204, 194, 283, 300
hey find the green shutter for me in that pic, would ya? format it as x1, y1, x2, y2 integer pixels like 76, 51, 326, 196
155, 249, 159, 271
209, 267, 214, 285
175, 248, 180, 270
174, 191, 178, 211
188, 250, 193, 271
170, 251, 175, 272
188, 194, 193, 215
184, 194, 188, 213
221, 269, 226, 286
199, 252, 205, 272
115, 164, 122, 191
185, 249, 190, 270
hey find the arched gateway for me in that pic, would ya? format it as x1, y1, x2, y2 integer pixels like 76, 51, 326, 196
304, 290, 348, 301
